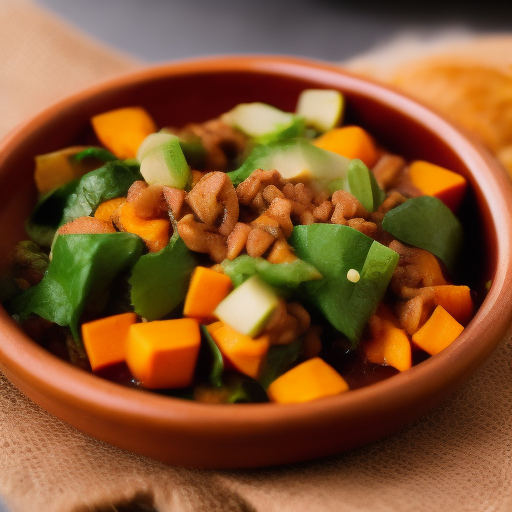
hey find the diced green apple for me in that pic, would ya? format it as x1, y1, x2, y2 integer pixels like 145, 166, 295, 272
139, 136, 190, 189
228, 138, 351, 186
214, 275, 279, 338
136, 132, 176, 162
221, 102, 305, 144
296, 89, 344, 133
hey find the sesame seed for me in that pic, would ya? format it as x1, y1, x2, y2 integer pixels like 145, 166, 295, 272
347, 269, 360, 283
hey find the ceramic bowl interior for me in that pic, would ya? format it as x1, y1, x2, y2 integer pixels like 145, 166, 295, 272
1, 56, 511, 469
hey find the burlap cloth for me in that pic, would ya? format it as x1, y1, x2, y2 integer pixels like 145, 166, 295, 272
0, 1, 510, 510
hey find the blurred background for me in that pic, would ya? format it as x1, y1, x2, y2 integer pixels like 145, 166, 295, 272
35, 0, 512, 63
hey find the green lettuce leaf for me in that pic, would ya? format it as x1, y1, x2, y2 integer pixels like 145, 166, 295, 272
382, 195, 463, 273
129, 236, 197, 321
289, 224, 399, 345
61, 160, 141, 224
220, 255, 321, 289
9, 233, 144, 340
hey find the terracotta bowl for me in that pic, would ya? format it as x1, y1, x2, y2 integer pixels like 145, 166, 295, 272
1, 56, 511, 469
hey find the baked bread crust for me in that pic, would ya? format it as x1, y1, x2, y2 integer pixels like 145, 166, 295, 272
347, 35, 512, 175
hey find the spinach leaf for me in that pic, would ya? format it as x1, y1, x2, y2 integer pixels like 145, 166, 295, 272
198, 325, 224, 388
73, 147, 117, 163
223, 373, 269, 403
25, 179, 79, 246
61, 161, 141, 224
347, 159, 385, 212
129, 236, 197, 321
258, 338, 303, 389
179, 140, 207, 169
9, 233, 144, 340
382, 195, 463, 273
220, 255, 321, 289
289, 224, 399, 346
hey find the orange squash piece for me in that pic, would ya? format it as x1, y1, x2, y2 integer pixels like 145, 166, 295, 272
408, 247, 448, 287
433, 285, 473, 325
408, 160, 467, 211
82, 312, 137, 372
267, 357, 349, 404
115, 201, 170, 252
266, 239, 297, 264
207, 322, 270, 379
364, 318, 412, 372
34, 146, 102, 195
94, 197, 126, 225
412, 305, 464, 356
91, 107, 157, 160
183, 266, 233, 322
313, 126, 379, 168
126, 318, 201, 389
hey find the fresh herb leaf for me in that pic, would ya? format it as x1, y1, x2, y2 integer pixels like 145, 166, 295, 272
73, 147, 117, 163
9, 233, 144, 340
129, 236, 197, 321
61, 161, 141, 225
289, 224, 399, 345
220, 255, 321, 289
223, 373, 269, 403
198, 325, 224, 388
347, 159, 385, 212
258, 338, 303, 389
382, 195, 463, 273
25, 179, 79, 246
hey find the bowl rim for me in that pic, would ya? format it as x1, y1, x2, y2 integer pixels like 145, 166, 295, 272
1, 54, 512, 452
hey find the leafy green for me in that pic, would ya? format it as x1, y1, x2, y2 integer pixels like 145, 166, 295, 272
258, 338, 303, 389
129, 236, 197, 321
382, 195, 463, 273
199, 325, 224, 388
179, 140, 207, 169
220, 255, 321, 289
223, 374, 269, 403
73, 147, 117, 163
347, 159, 385, 212
289, 224, 399, 345
61, 160, 141, 225
9, 233, 144, 340
25, 179, 79, 246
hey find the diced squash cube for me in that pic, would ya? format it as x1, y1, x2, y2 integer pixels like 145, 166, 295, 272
412, 305, 464, 356
207, 322, 270, 379
82, 312, 137, 372
34, 146, 102, 195
313, 126, 378, 168
364, 318, 412, 372
432, 285, 473, 325
266, 239, 297, 264
408, 160, 467, 211
115, 201, 170, 252
94, 197, 126, 225
126, 318, 201, 389
267, 357, 348, 404
183, 266, 233, 322
91, 107, 157, 160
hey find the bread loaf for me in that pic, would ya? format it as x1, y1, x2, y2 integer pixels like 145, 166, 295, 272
346, 34, 512, 175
